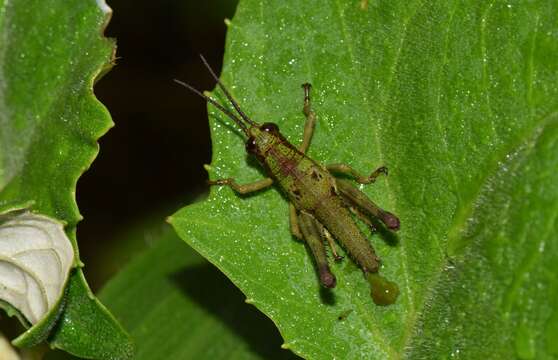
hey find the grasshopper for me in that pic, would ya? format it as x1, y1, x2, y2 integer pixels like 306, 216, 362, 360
176, 56, 401, 305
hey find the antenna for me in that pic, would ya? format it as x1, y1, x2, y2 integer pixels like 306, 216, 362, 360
173, 79, 248, 135
199, 54, 256, 126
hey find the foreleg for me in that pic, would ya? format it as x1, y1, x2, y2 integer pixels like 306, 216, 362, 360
208, 177, 273, 194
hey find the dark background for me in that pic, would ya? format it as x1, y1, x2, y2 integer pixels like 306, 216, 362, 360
78, 0, 238, 289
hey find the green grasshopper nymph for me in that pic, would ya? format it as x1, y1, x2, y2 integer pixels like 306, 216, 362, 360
175, 55, 401, 306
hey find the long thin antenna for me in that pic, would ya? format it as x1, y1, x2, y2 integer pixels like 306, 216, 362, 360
174, 79, 248, 135
199, 54, 256, 126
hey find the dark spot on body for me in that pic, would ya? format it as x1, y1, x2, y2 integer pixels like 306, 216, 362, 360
309, 169, 323, 181
330, 186, 337, 196
292, 189, 302, 199
277, 157, 298, 177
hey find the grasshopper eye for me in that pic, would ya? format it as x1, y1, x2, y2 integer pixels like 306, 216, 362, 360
262, 122, 279, 132
245, 136, 257, 153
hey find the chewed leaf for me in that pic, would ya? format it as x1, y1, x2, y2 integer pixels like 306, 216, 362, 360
0, 0, 132, 356
0, 211, 74, 325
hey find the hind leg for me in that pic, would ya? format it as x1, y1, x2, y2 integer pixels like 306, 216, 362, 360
335, 178, 400, 230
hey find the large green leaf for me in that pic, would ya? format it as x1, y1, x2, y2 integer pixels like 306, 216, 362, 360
0, 0, 131, 358
99, 222, 296, 360
170, 1, 558, 359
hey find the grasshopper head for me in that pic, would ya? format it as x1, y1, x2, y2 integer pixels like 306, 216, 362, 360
175, 55, 285, 161
245, 122, 282, 158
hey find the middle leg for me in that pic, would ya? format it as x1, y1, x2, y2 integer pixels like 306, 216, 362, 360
289, 203, 303, 240
327, 164, 388, 184
208, 177, 273, 194
322, 228, 344, 262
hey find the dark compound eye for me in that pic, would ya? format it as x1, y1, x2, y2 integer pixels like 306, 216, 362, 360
261, 122, 279, 132
245, 136, 257, 153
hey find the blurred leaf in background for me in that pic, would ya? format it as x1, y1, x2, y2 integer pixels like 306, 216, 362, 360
99, 222, 296, 360
0, 0, 131, 358
169, 0, 558, 359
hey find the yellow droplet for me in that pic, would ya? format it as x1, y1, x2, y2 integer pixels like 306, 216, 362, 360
366, 273, 399, 306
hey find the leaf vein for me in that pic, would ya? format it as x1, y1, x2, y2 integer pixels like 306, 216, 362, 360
401, 107, 558, 353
